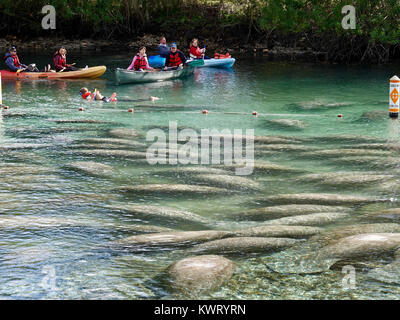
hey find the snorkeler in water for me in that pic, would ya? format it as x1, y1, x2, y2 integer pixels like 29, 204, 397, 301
79, 87, 159, 103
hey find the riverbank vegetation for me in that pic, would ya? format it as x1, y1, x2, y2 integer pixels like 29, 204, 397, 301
1, 0, 400, 63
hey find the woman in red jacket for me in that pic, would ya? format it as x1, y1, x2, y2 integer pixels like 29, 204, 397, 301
53, 47, 78, 72
189, 38, 210, 59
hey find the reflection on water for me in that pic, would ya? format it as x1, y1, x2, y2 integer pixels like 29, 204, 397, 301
1, 54, 400, 299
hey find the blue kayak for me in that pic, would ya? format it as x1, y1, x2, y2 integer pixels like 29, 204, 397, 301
148, 55, 166, 68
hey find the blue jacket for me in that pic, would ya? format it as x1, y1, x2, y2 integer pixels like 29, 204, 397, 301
158, 44, 170, 58
3, 52, 26, 71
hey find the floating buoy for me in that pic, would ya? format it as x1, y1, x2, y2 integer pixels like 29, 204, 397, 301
202, 109, 208, 114
389, 75, 400, 118
128, 108, 134, 113
252, 111, 258, 116
337, 114, 342, 118
79, 107, 85, 111
3, 105, 9, 110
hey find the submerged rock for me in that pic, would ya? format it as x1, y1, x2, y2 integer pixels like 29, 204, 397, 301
112, 230, 230, 248
263, 193, 381, 205
232, 225, 322, 238
108, 204, 209, 225
118, 184, 231, 195
239, 204, 348, 220
190, 237, 299, 254
261, 212, 349, 226
66, 161, 113, 177
167, 255, 236, 293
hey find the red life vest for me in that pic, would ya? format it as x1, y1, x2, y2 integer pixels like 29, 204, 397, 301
53, 53, 67, 70
82, 91, 91, 99
133, 54, 147, 71
168, 52, 182, 67
4, 54, 22, 68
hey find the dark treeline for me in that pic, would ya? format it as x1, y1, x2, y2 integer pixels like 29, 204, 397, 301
1, 0, 400, 63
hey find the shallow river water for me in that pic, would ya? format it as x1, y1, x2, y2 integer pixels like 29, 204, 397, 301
1, 53, 400, 299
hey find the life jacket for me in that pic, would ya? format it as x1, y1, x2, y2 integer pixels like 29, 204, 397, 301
190, 46, 202, 59
214, 53, 231, 59
4, 53, 21, 68
53, 53, 67, 69
168, 52, 182, 67
81, 91, 91, 100
133, 54, 147, 71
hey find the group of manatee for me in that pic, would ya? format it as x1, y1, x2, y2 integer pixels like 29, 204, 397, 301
2, 112, 400, 297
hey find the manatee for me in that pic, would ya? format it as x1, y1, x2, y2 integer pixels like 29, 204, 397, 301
80, 138, 146, 147
263, 193, 381, 205
261, 212, 349, 226
367, 259, 400, 285
49, 119, 108, 124
72, 149, 147, 159
358, 110, 387, 121
343, 143, 400, 151
66, 161, 114, 177
4, 247, 54, 264
190, 237, 299, 254
118, 184, 231, 195
168, 166, 230, 175
319, 233, 400, 260
310, 223, 400, 245
108, 204, 209, 225
206, 133, 300, 145
107, 223, 173, 233
214, 161, 300, 175
0, 164, 55, 176
193, 174, 260, 190
266, 119, 306, 130
112, 230, 230, 248
330, 156, 400, 166
0, 143, 52, 151
231, 225, 322, 238
167, 255, 235, 293
301, 149, 391, 158
310, 135, 384, 144
109, 128, 141, 138
68, 143, 140, 150
0, 216, 90, 229
369, 208, 400, 221
255, 144, 313, 152
297, 172, 393, 186
239, 204, 348, 220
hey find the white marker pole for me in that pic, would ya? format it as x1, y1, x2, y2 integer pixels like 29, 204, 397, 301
389, 75, 400, 118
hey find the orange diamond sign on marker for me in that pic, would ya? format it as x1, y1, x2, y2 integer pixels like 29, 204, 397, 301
391, 88, 399, 104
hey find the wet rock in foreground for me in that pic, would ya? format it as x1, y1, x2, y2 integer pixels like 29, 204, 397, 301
167, 255, 235, 293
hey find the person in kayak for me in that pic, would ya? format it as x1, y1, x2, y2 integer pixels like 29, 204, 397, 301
53, 47, 78, 72
189, 39, 210, 60
164, 43, 186, 70
3, 46, 29, 72
127, 47, 153, 72
158, 36, 170, 58
79, 87, 159, 102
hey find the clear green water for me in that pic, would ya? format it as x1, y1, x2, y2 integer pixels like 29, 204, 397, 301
1, 54, 400, 299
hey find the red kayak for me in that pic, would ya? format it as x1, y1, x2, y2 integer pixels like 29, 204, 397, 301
0, 66, 106, 80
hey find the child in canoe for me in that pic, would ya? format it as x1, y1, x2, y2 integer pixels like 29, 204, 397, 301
79, 87, 159, 102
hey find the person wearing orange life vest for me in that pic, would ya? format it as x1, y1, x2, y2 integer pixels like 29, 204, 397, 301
164, 43, 186, 70
127, 47, 153, 72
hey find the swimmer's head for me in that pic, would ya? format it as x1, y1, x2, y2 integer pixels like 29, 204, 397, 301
80, 87, 89, 95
